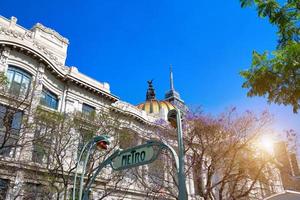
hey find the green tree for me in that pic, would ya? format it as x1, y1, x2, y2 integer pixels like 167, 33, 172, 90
240, 0, 300, 113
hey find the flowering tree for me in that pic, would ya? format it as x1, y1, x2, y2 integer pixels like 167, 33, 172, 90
135, 108, 284, 200
27, 108, 137, 200
184, 109, 282, 200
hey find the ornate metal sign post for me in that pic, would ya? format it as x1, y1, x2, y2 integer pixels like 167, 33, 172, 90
75, 140, 180, 200
168, 108, 187, 200
74, 106, 188, 200
72, 135, 111, 200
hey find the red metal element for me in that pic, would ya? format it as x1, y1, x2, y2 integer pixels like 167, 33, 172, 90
96, 141, 108, 150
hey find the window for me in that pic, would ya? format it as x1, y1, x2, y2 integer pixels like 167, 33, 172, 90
69, 188, 91, 200
118, 131, 139, 180
0, 179, 9, 200
40, 88, 58, 110
119, 131, 137, 149
7, 66, 31, 97
148, 154, 165, 186
193, 168, 201, 196
0, 104, 22, 157
77, 128, 94, 169
78, 129, 94, 156
32, 124, 53, 164
82, 103, 95, 117
23, 183, 52, 200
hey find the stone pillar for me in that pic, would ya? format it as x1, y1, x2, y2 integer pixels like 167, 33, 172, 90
77, 100, 83, 112
65, 98, 75, 113
6, 171, 24, 200
60, 83, 69, 113
0, 47, 10, 72
31, 63, 45, 106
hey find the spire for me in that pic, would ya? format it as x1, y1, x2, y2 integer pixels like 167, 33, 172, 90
164, 65, 187, 113
146, 79, 156, 100
170, 64, 174, 91
165, 65, 180, 101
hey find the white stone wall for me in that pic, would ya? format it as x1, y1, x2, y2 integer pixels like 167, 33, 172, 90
0, 15, 188, 200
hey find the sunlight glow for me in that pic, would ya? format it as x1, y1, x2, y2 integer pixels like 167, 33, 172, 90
258, 135, 274, 153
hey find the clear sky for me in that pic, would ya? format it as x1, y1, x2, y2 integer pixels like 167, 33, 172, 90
1, 0, 299, 137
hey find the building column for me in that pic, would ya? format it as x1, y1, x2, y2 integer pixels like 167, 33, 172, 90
28, 62, 45, 108
6, 171, 24, 200
0, 47, 10, 72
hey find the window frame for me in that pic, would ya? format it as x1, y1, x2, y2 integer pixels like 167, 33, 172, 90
0, 104, 23, 157
82, 103, 95, 117
32, 123, 54, 164
6, 66, 32, 97
40, 87, 59, 110
0, 178, 9, 200
23, 182, 52, 200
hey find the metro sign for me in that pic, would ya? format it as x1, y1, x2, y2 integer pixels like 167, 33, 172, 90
81, 140, 180, 200
111, 143, 157, 171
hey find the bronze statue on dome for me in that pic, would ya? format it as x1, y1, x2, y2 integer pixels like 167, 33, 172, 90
146, 79, 156, 100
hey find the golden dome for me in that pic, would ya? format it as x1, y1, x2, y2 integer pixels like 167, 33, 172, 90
137, 80, 175, 114
137, 100, 175, 114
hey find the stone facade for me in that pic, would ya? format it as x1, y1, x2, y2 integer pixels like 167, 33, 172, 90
0, 15, 194, 200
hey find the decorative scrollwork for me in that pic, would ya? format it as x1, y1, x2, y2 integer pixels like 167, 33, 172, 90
0, 23, 67, 71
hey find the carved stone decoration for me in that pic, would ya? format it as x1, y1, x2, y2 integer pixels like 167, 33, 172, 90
22, 30, 33, 40
0, 24, 68, 71
0, 26, 24, 40
0, 17, 115, 101
37, 63, 45, 85
0, 47, 10, 71
30, 63, 45, 109
32, 23, 69, 44
9, 16, 17, 29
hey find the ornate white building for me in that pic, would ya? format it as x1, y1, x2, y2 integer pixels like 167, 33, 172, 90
0, 15, 196, 200
0, 15, 287, 200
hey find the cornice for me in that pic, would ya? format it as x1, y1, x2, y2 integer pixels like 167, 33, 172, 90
32, 23, 69, 44
0, 43, 118, 103
0, 18, 119, 102
0, 25, 66, 68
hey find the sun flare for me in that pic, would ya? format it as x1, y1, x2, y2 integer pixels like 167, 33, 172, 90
258, 135, 274, 153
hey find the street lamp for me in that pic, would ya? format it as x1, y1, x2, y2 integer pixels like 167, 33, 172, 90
73, 135, 110, 200
168, 108, 187, 200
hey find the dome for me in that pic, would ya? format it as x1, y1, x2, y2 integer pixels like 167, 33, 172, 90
137, 100, 175, 114
136, 80, 175, 114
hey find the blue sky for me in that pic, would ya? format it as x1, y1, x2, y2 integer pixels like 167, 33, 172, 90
1, 0, 299, 136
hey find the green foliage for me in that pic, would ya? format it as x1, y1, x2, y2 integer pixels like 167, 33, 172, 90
0, 72, 7, 85
240, 0, 300, 112
241, 42, 300, 112
35, 106, 65, 125
0, 72, 8, 93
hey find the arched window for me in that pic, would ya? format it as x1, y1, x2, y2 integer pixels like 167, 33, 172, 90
6, 66, 32, 97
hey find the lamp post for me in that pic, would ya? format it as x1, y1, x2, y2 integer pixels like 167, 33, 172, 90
73, 135, 110, 200
168, 108, 187, 200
